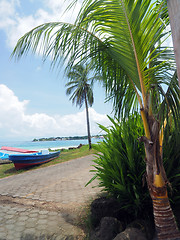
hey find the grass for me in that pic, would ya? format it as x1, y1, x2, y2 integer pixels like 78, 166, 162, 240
0, 144, 98, 179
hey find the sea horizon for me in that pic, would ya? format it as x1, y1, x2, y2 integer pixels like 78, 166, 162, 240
0, 138, 102, 151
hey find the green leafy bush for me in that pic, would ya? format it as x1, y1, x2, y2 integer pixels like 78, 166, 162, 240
90, 114, 151, 219
90, 113, 180, 221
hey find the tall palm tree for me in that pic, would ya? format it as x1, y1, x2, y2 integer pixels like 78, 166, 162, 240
65, 64, 94, 150
12, 0, 180, 238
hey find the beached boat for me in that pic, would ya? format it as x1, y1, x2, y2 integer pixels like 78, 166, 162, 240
9, 150, 60, 170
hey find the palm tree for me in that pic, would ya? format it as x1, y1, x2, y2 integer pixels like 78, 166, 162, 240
12, 0, 180, 239
65, 64, 94, 150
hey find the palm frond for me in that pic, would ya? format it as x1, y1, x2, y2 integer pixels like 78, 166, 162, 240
12, 0, 177, 119
158, 71, 180, 127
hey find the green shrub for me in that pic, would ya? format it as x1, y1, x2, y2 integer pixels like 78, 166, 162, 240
90, 114, 151, 219
89, 113, 180, 221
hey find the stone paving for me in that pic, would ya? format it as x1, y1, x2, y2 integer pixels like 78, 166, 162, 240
0, 155, 101, 240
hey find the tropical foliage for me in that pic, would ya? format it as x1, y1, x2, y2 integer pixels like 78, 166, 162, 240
90, 114, 180, 223
91, 114, 149, 219
12, 0, 179, 128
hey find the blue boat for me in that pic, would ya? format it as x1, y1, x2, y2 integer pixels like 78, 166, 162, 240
0, 152, 9, 160
9, 150, 60, 170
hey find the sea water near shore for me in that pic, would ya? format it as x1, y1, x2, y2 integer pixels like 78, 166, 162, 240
0, 138, 102, 151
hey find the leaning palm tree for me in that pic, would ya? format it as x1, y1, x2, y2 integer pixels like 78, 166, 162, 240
12, 0, 180, 239
65, 64, 94, 150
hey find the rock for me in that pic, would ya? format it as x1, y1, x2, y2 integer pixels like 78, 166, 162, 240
113, 227, 147, 240
127, 219, 155, 240
174, 206, 180, 227
77, 144, 83, 148
60, 148, 65, 151
90, 197, 132, 228
90, 217, 123, 240
68, 147, 76, 150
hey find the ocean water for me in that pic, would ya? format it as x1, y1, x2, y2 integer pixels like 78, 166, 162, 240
0, 138, 102, 151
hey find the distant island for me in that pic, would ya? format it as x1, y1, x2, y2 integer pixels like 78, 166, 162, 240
32, 135, 104, 142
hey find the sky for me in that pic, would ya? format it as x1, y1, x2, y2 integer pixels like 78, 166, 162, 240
0, 0, 113, 141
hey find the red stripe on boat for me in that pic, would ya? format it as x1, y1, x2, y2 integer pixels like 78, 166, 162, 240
1, 146, 38, 153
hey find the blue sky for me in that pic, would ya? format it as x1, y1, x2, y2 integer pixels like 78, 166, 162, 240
0, 0, 113, 141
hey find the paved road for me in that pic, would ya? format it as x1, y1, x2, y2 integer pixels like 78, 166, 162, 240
0, 155, 101, 240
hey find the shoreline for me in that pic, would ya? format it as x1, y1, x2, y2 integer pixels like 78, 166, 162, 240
0, 139, 102, 152
0, 144, 84, 162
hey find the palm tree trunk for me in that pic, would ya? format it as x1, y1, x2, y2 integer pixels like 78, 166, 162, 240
84, 93, 92, 150
152, 193, 180, 239
167, 0, 180, 87
139, 110, 180, 240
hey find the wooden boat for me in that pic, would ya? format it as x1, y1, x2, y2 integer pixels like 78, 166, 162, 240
9, 150, 60, 170
1, 146, 38, 153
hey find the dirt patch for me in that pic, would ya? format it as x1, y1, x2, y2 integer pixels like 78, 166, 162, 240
0, 195, 84, 210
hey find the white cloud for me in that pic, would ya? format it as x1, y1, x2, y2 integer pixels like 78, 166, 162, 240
0, 0, 81, 49
0, 0, 18, 28
0, 84, 110, 140
0, 84, 23, 112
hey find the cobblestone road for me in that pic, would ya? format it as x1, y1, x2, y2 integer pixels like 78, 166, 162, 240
0, 155, 101, 240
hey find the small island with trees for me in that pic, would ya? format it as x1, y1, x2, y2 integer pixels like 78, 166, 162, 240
32, 135, 104, 142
